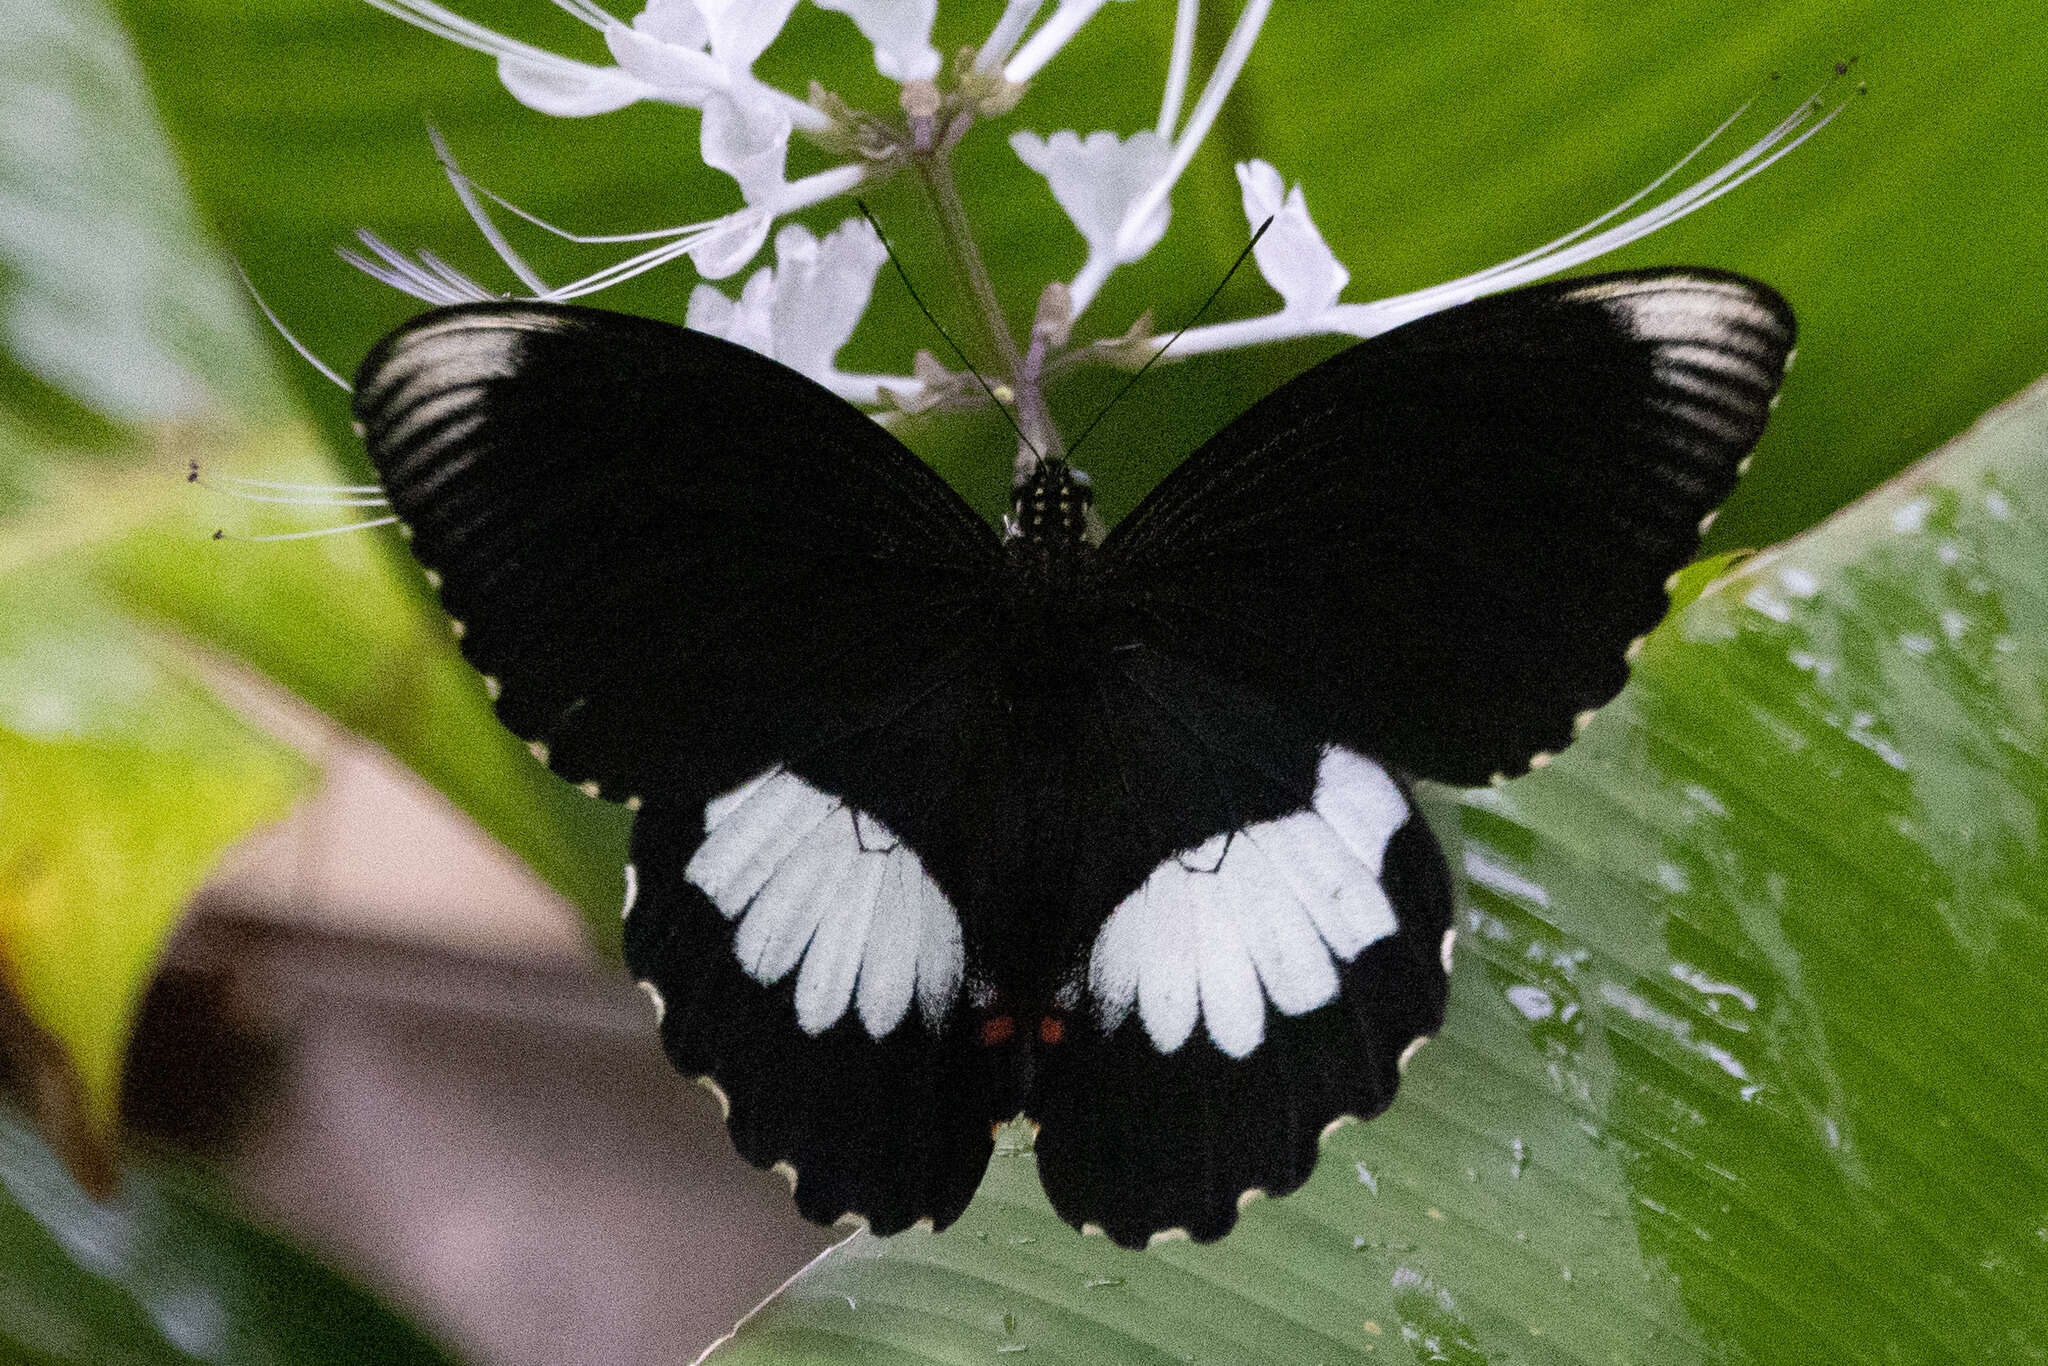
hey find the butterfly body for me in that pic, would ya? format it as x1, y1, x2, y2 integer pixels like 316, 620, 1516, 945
352, 267, 1794, 1247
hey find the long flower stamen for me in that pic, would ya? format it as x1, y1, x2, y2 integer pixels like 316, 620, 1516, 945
471, 183, 718, 245
361, 0, 605, 81
203, 487, 394, 507
1005, 0, 1121, 84
220, 517, 403, 543
1325, 92, 1844, 334
431, 128, 551, 294
204, 472, 387, 494
417, 248, 498, 298
543, 0, 613, 29
541, 227, 727, 300
340, 230, 496, 304
361, 0, 825, 130
541, 163, 865, 300
1156, 0, 1199, 135
190, 463, 391, 507
1169, 92, 1844, 357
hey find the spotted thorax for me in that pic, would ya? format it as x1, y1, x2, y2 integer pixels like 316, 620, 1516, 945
354, 0, 1842, 459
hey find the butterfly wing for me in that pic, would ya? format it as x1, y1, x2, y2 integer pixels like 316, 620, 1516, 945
1096, 268, 1797, 785
1029, 640, 1455, 1247
353, 302, 1014, 1232
1025, 269, 1793, 1243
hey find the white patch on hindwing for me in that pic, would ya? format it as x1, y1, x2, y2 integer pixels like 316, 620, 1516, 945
685, 767, 965, 1039
1087, 746, 1410, 1059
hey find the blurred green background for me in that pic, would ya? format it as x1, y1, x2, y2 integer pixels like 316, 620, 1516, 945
2, 0, 2045, 1361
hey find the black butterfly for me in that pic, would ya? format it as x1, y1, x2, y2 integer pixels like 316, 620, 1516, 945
351, 267, 1793, 1248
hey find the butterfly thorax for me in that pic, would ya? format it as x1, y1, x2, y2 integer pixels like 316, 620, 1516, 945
1005, 458, 1099, 565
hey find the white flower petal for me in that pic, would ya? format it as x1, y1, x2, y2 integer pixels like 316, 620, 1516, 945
767, 217, 888, 380
605, 20, 725, 98
1236, 159, 1347, 315
1010, 128, 1172, 261
496, 54, 652, 116
634, 0, 709, 48
686, 205, 773, 278
812, 0, 941, 81
686, 280, 738, 336
699, 0, 801, 69
730, 267, 780, 353
701, 90, 792, 206
689, 271, 777, 355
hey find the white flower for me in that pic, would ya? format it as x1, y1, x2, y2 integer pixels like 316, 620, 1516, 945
358, 0, 1842, 421
1165, 96, 1846, 359
701, 88, 791, 203
688, 218, 901, 401
495, 54, 650, 117
1011, 129, 1172, 314
689, 257, 778, 355
1235, 160, 1347, 316
813, 0, 941, 82
680, 205, 774, 279
366, 1, 825, 126
598, 0, 803, 102
366, 0, 852, 279
601, 4, 722, 102
1007, 0, 1274, 321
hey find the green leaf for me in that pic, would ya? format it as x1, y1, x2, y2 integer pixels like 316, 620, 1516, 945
22, 0, 2038, 1355
90, 0, 2048, 956
0, 1104, 459, 1364
0, 0, 632, 944
0, 419, 310, 1152
0, 0, 284, 429
698, 378, 2048, 1362
0, 0, 623, 1171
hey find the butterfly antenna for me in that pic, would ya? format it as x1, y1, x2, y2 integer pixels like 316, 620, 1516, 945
1065, 215, 1275, 461
855, 200, 1040, 462
212, 517, 401, 543
188, 460, 391, 508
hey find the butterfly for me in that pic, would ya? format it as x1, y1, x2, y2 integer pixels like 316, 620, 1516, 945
350, 266, 1794, 1248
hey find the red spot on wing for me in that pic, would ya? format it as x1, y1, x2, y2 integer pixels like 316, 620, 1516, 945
980, 1015, 1014, 1046
1038, 1016, 1065, 1046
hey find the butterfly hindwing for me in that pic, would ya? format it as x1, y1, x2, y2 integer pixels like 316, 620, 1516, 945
354, 302, 1016, 1231
1097, 267, 1796, 785
624, 793, 1012, 1233
1025, 640, 1455, 1246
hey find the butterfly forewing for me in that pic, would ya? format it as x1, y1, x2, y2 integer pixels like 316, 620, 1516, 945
1098, 267, 1796, 785
353, 303, 1006, 802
